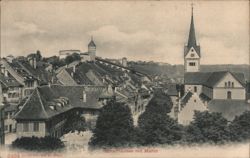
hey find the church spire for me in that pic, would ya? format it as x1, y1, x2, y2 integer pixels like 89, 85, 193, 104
187, 4, 197, 48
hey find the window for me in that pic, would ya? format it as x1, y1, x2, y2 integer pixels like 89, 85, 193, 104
228, 81, 231, 87
189, 62, 196, 66
194, 86, 197, 92
23, 123, 29, 132
33, 122, 39, 132
232, 82, 234, 87
225, 82, 227, 87
227, 91, 232, 99
191, 54, 195, 57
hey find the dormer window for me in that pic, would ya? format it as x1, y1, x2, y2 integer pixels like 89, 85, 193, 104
49, 105, 55, 110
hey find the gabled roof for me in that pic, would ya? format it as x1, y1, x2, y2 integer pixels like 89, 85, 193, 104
185, 71, 246, 88
14, 85, 111, 120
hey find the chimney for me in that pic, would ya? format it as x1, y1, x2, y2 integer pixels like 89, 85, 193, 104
4, 70, 8, 77
73, 65, 76, 73
29, 58, 33, 67
33, 57, 37, 69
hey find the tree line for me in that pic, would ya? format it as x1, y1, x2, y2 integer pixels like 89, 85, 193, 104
89, 91, 250, 149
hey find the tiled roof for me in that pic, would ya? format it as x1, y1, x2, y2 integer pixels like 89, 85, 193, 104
4, 104, 18, 112
181, 91, 193, 106
18, 60, 53, 84
166, 84, 178, 96
185, 71, 246, 88
0, 74, 22, 88
184, 72, 212, 85
208, 99, 250, 121
14, 85, 111, 120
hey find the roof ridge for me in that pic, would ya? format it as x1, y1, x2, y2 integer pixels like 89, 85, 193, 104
35, 88, 49, 119
13, 89, 36, 119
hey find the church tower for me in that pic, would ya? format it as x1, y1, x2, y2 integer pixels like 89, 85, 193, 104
88, 36, 96, 61
184, 6, 200, 72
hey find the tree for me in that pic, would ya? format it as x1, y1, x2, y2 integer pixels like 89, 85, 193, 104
137, 100, 183, 145
89, 101, 134, 148
65, 53, 80, 65
146, 90, 173, 114
186, 111, 230, 144
229, 111, 250, 142
63, 111, 86, 133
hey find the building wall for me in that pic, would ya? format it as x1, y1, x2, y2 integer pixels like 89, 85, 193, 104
213, 88, 246, 100
185, 84, 202, 95
16, 121, 46, 138
185, 59, 200, 72
178, 93, 207, 125
4, 112, 16, 133
202, 86, 213, 99
213, 73, 246, 100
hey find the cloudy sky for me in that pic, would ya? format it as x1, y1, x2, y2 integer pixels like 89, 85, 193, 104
1, 1, 249, 64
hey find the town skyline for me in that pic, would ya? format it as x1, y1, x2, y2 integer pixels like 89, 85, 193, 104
1, 1, 249, 65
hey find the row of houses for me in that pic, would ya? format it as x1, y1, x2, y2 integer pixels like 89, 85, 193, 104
0, 38, 152, 143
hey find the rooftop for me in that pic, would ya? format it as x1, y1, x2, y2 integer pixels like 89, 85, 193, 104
14, 85, 112, 120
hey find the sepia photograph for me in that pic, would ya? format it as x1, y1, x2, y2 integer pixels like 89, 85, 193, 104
0, 0, 249, 158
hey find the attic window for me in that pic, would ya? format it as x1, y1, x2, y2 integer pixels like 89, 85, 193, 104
49, 105, 55, 110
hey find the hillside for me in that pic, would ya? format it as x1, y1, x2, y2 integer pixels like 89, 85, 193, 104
129, 62, 250, 81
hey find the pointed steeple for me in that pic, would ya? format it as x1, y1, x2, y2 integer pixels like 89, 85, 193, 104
88, 36, 96, 47
187, 5, 197, 48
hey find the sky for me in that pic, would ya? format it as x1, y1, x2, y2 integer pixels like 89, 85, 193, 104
1, 1, 249, 65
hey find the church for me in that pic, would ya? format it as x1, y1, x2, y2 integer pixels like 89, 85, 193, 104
175, 6, 250, 125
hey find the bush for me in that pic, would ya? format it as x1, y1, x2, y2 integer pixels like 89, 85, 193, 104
89, 101, 134, 148
12, 136, 65, 151
229, 111, 250, 142
186, 111, 230, 144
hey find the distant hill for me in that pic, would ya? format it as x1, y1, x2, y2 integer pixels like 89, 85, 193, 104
129, 62, 250, 81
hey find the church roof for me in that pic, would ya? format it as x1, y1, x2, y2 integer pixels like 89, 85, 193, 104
188, 9, 196, 48
184, 7, 200, 57
185, 71, 246, 88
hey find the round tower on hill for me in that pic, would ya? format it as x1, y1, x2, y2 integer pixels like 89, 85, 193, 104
88, 36, 96, 61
